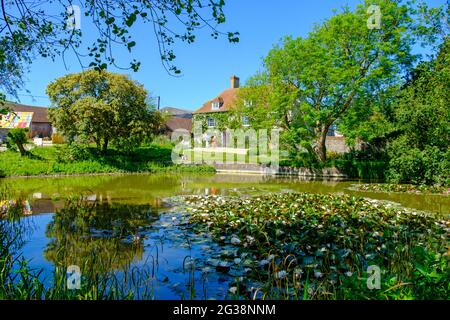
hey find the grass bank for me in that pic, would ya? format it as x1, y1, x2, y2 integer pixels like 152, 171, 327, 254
0, 144, 215, 177
281, 157, 387, 180
183, 193, 449, 300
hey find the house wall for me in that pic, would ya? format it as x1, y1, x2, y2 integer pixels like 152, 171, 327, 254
0, 128, 7, 143
325, 136, 363, 154
325, 136, 350, 154
30, 122, 52, 138
0, 124, 52, 143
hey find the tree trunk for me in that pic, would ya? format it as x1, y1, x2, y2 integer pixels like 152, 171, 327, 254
102, 139, 109, 155
314, 125, 329, 162
17, 142, 27, 157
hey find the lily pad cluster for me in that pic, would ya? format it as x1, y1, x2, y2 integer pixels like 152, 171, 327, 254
351, 183, 450, 195
181, 193, 449, 299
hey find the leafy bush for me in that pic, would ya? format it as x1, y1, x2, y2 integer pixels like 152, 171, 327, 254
326, 151, 342, 161
330, 159, 387, 180
281, 152, 321, 169
388, 144, 449, 185
55, 144, 93, 163
51, 133, 64, 144
147, 134, 174, 148
386, 40, 450, 186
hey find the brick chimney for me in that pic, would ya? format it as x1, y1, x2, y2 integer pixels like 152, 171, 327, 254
230, 75, 240, 89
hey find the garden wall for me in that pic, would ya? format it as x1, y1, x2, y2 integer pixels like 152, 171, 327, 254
214, 163, 348, 178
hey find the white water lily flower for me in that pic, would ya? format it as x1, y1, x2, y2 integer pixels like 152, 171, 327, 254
259, 260, 270, 267
276, 271, 288, 279
268, 254, 275, 261
234, 258, 242, 265
229, 287, 238, 294
345, 271, 353, 277
230, 236, 241, 245
314, 271, 323, 278
246, 235, 255, 243
294, 269, 303, 278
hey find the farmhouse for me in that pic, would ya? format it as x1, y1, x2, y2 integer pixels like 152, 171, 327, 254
193, 75, 351, 153
193, 75, 242, 126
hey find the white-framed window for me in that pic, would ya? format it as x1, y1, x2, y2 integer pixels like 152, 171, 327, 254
211, 101, 220, 110
244, 100, 253, 108
242, 116, 250, 126
207, 117, 216, 127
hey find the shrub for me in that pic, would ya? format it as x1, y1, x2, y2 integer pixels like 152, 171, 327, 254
284, 152, 321, 169
331, 159, 387, 180
148, 134, 174, 148
326, 151, 343, 161
55, 144, 93, 163
388, 145, 449, 186
51, 133, 64, 144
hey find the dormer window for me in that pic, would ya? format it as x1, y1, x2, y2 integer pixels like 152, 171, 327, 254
242, 116, 250, 126
211, 101, 220, 111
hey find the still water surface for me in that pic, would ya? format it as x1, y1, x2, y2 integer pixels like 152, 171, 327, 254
1, 174, 448, 299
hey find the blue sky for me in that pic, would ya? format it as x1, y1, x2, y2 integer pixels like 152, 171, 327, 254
7, 0, 446, 111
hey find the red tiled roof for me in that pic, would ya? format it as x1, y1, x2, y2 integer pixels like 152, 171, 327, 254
165, 117, 192, 132
4, 102, 50, 123
193, 88, 240, 114
160, 107, 193, 117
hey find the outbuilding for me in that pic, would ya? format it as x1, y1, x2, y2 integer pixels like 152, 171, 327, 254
0, 102, 53, 142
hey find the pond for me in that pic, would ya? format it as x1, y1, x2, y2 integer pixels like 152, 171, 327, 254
1, 173, 449, 299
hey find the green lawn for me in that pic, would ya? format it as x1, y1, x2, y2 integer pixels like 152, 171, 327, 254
181, 148, 275, 165
0, 144, 215, 177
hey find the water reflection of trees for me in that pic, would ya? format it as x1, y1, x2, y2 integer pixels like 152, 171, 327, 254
44, 199, 160, 272
1, 201, 36, 256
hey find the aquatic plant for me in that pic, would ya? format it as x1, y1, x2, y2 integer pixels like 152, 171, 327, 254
350, 183, 449, 195
182, 193, 449, 300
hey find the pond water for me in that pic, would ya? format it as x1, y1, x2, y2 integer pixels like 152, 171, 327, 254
1, 173, 449, 299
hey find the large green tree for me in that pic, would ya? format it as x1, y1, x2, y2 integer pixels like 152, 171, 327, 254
386, 38, 450, 185
47, 70, 164, 154
236, 0, 447, 162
